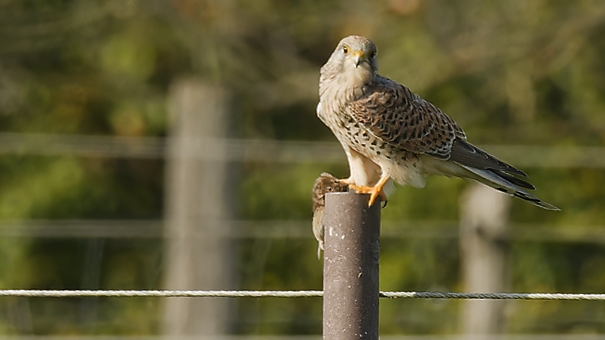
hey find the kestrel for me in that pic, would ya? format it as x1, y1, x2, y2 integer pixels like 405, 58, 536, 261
312, 172, 349, 257
317, 35, 559, 211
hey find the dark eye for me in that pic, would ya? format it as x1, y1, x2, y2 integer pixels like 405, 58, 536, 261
342, 46, 349, 54
370, 51, 376, 58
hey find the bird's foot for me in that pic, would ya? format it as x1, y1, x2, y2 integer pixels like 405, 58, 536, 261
349, 184, 387, 207
337, 178, 354, 188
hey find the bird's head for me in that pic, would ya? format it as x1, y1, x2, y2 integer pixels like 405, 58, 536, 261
322, 35, 378, 86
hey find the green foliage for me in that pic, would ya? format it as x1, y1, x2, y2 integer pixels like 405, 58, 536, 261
1, 0, 605, 336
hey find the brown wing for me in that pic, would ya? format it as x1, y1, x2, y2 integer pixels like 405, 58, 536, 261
346, 76, 465, 160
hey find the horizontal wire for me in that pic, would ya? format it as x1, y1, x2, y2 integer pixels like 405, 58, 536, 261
0, 133, 344, 163
1, 290, 605, 300
1, 219, 605, 245
0, 132, 604, 167
380, 291, 605, 300
0, 290, 322, 298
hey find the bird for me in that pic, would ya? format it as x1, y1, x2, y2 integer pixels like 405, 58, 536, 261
312, 172, 349, 257
317, 35, 559, 211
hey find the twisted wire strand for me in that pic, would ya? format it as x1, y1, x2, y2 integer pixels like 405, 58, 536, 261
380, 291, 605, 300
1, 290, 604, 300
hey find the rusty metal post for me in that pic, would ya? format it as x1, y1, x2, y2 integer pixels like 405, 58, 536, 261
322, 191, 381, 340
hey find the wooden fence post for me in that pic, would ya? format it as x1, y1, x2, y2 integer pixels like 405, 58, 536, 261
163, 79, 237, 336
323, 192, 381, 340
460, 183, 512, 334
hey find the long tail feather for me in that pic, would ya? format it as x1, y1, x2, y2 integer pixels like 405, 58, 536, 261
459, 164, 560, 211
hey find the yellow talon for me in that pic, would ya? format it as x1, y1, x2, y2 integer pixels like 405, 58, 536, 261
349, 176, 390, 207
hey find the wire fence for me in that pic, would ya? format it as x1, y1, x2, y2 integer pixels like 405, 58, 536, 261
1, 132, 605, 168
1, 132, 604, 335
1, 219, 604, 244
1, 289, 605, 301
0, 336, 603, 340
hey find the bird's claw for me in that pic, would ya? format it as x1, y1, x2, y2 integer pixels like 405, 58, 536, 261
349, 184, 387, 207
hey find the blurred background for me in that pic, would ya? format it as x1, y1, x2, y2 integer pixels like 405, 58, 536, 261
1, 0, 605, 338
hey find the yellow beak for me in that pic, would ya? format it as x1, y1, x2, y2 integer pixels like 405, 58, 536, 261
352, 51, 365, 67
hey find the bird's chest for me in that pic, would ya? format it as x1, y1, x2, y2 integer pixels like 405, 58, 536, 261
321, 105, 397, 164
